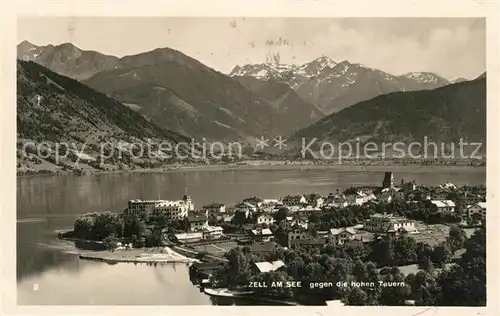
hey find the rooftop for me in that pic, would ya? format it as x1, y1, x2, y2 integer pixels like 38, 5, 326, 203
430, 200, 456, 208
254, 260, 286, 273
251, 228, 273, 236
187, 214, 208, 222
330, 227, 356, 235
202, 226, 223, 232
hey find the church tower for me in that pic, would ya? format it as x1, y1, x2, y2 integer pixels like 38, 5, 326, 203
382, 172, 394, 189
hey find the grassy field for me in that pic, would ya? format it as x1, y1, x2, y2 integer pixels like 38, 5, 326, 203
191, 241, 238, 256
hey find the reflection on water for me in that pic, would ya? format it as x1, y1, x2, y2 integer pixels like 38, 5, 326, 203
16, 167, 485, 305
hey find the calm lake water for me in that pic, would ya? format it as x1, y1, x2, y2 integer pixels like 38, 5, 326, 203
16, 165, 486, 305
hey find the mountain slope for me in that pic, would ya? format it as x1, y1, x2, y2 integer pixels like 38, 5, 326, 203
289, 77, 486, 156
17, 60, 191, 175
17, 41, 120, 80
82, 47, 321, 141
231, 58, 451, 114
234, 76, 325, 117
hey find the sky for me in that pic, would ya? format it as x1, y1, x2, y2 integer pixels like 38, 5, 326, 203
18, 17, 486, 80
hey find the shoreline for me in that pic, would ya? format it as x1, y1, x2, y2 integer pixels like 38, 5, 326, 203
203, 288, 299, 306
17, 160, 486, 179
76, 247, 200, 264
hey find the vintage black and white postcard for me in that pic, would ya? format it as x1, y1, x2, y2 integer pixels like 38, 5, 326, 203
1, 1, 498, 315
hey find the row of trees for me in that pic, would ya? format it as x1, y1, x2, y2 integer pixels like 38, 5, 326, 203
72, 211, 185, 249
210, 226, 485, 306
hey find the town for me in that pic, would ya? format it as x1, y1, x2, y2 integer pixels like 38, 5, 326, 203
67, 172, 486, 306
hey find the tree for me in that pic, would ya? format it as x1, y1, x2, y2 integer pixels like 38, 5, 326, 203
103, 234, 119, 251
432, 242, 452, 268
223, 247, 253, 288
343, 287, 369, 306
378, 268, 410, 305
447, 225, 467, 252
231, 210, 248, 226
208, 215, 218, 226
422, 256, 434, 273
274, 207, 289, 223
393, 235, 418, 266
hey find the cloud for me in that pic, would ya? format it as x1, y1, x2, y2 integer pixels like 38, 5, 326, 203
18, 17, 485, 79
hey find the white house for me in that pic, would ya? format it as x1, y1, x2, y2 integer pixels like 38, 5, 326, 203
429, 200, 456, 213
250, 228, 274, 242
315, 197, 325, 208
253, 260, 286, 273
364, 213, 416, 233
129, 195, 194, 220
328, 227, 356, 245
202, 226, 223, 240
256, 213, 275, 225
187, 213, 208, 232
346, 191, 376, 205
289, 216, 309, 229
467, 202, 486, 220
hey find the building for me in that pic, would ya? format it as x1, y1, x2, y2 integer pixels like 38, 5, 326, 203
378, 190, 393, 203
281, 195, 307, 207
464, 192, 485, 205
287, 225, 310, 247
382, 172, 394, 189
440, 182, 457, 190
325, 194, 348, 208
250, 228, 274, 242
203, 203, 226, 214
202, 226, 223, 240
364, 213, 416, 233
288, 215, 309, 229
188, 213, 209, 232
261, 199, 281, 206
255, 213, 275, 225
127, 200, 158, 217
406, 190, 427, 201
467, 202, 486, 220
235, 202, 256, 218
346, 191, 376, 205
378, 187, 404, 203
189, 261, 223, 280
253, 260, 286, 273
429, 200, 456, 213
297, 205, 322, 216
175, 232, 203, 244
328, 227, 356, 245
127, 195, 194, 220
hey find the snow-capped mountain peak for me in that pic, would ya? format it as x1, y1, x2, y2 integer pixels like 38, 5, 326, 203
402, 72, 448, 85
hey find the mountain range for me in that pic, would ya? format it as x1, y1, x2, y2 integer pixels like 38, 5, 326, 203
230, 57, 453, 114
17, 40, 485, 165
18, 41, 322, 142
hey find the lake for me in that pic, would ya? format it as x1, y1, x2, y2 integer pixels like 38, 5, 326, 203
16, 165, 486, 305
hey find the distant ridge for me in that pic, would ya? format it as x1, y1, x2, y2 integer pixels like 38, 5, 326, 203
288, 75, 486, 156
231, 58, 452, 114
